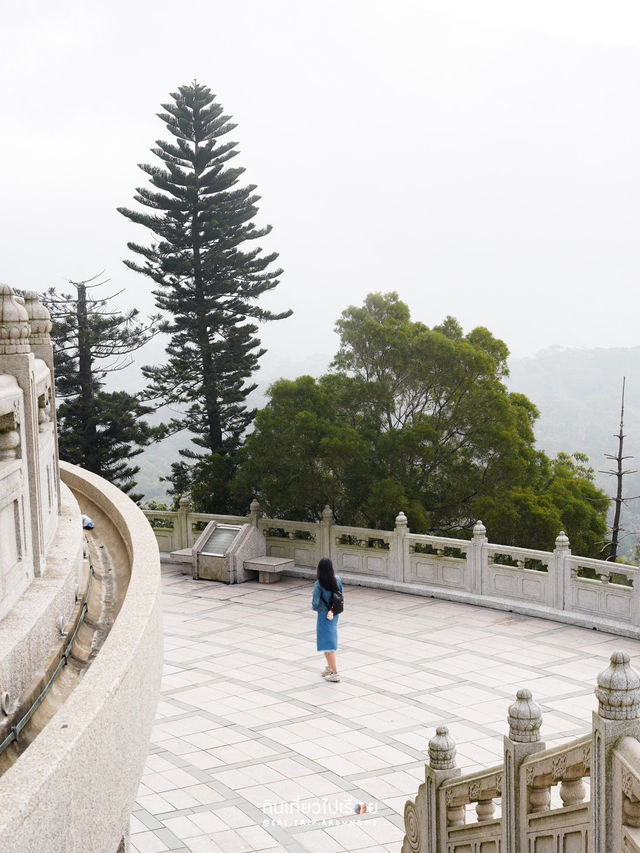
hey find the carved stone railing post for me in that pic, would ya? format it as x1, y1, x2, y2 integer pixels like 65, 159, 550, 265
552, 530, 570, 610
503, 688, 545, 852
469, 519, 487, 595
391, 511, 409, 583
0, 285, 45, 574
403, 725, 461, 853
320, 504, 333, 563
24, 290, 60, 513
177, 494, 191, 549
249, 497, 261, 528
593, 651, 640, 853
429, 726, 460, 851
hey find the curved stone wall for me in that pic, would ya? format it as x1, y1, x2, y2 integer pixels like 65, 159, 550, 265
0, 462, 163, 853
0, 479, 82, 739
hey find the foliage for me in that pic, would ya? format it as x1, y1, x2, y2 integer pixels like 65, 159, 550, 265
232, 293, 609, 553
118, 81, 291, 505
45, 275, 158, 501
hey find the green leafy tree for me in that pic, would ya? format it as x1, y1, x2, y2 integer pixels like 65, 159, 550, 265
118, 81, 291, 505
233, 293, 609, 553
45, 275, 158, 501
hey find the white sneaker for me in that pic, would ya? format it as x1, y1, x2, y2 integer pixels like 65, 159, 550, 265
321, 667, 332, 677
324, 672, 341, 682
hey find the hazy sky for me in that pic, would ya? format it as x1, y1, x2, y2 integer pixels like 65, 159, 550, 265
3, 0, 640, 374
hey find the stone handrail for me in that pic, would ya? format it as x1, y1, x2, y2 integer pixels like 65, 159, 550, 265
144, 502, 640, 638
402, 653, 640, 853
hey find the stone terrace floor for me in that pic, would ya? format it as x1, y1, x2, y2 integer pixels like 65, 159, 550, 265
129, 561, 640, 853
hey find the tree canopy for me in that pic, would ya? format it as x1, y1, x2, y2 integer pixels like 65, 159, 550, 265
232, 293, 608, 554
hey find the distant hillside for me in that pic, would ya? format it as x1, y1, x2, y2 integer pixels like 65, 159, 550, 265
509, 347, 640, 558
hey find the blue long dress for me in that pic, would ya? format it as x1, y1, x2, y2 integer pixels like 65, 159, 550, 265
312, 578, 343, 652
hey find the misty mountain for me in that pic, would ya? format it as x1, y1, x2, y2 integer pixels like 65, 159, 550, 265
509, 347, 640, 558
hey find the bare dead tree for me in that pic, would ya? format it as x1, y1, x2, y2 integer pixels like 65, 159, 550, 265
599, 377, 640, 561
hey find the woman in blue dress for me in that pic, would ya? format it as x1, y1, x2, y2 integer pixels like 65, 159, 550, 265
312, 558, 343, 682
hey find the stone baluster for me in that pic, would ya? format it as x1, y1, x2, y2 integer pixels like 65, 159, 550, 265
0, 405, 20, 461
528, 774, 551, 812
592, 651, 640, 852
476, 796, 495, 822
446, 794, 466, 827
503, 687, 545, 852
623, 792, 640, 828
558, 764, 586, 806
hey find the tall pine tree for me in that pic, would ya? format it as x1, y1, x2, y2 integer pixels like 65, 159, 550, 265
45, 274, 158, 501
118, 82, 291, 504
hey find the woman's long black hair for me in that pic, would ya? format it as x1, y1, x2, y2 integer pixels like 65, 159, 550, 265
317, 557, 339, 592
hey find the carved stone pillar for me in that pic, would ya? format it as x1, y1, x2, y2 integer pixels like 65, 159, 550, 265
249, 497, 261, 528
592, 651, 640, 853
552, 530, 570, 610
469, 519, 487, 595
502, 688, 546, 853
177, 494, 191, 550
0, 285, 44, 575
391, 510, 408, 582
320, 504, 333, 564
425, 726, 461, 852
24, 291, 60, 513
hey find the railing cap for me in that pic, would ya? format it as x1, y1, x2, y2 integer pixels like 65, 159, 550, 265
429, 725, 457, 770
596, 650, 640, 720
321, 505, 334, 522
24, 291, 52, 344
0, 284, 30, 355
555, 530, 570, 549
473, 519, 487, 538
508, 688, 543, 742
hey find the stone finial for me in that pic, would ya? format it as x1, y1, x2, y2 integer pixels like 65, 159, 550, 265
321, 505, 334, 523
508, 688, 543, 742
178, 494, 191, 511
555, 531, 570, 550
473, 520, 487, 539
250, 498, 261, 514
23, 291, 52, 345
0, 285, 30, 355
395, 511, 408, 532
429, 725, 457, 770
595, 651, 640, 720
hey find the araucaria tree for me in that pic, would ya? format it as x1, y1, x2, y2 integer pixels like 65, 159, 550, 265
118, 82, 291, 506
45, 274, 158, 501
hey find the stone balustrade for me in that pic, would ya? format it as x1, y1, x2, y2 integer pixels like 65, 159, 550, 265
402, 651, 640, 853
0, 285, 59, 611
144, 501, 640, 637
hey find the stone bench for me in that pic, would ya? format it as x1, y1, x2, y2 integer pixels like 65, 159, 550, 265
243, 556, 294, 584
